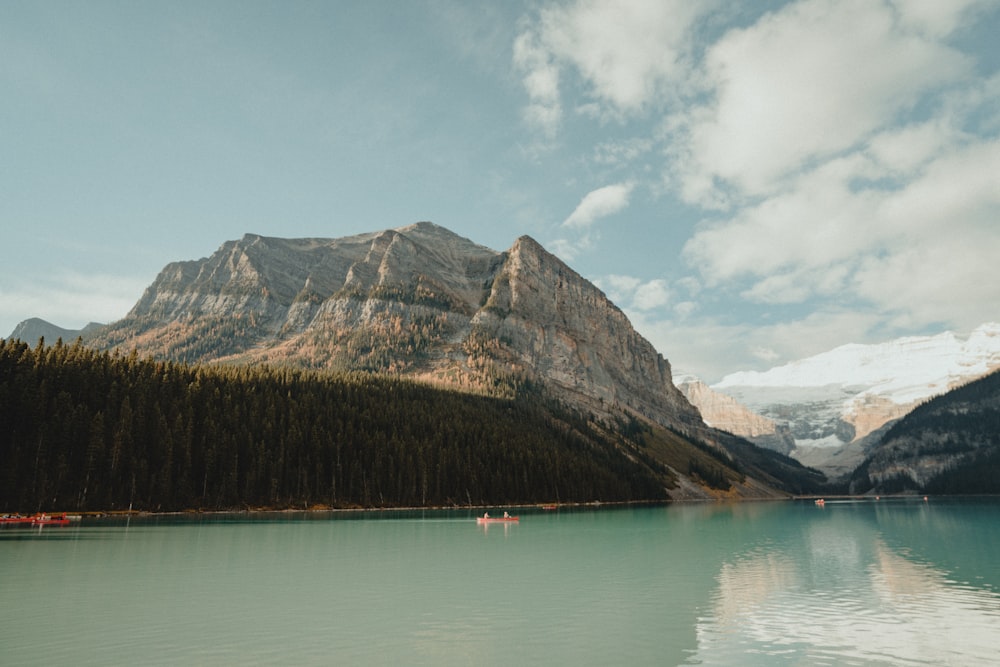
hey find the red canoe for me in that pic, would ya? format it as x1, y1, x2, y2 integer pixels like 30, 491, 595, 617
477, 516, 519, 524
2, 513, 72, 527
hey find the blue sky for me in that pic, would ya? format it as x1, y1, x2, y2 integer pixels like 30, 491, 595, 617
3, 0, 999, 383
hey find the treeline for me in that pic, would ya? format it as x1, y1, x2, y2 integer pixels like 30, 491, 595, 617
0, 338, 667, 513
880, 368, 1000, 445
849, 369, 1000, 494
92, 314, 268, 364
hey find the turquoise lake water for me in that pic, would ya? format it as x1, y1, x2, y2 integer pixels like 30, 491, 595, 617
2, 498, 999, 666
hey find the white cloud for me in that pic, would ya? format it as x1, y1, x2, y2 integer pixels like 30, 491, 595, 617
683, 153, 882, 288
563, 182, 635, 229
852, 139, 1000, 329
605, 274, 642, 294
598, 274, 671, 312
515, 0, 714, 133
865, 119, 957, 176
877, 137, 1000, 233
515, 0, 1000, 378
892, 0, 988, 38
674, 301, 696, 318
633, 279, 670, 310
537, 0, 708, 114
675, 0, 971, 204
632, 308, 884, 383
751, 346, 780, 363
0, 272, 146, 335
592, 137, 654, 167
548, 233, 594, 262
685, 135, 1000, 326
513, 29, 562, 138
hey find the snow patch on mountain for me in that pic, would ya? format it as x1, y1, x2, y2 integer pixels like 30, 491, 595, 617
715, 323, 1000, 407
709, 323, 1000, 478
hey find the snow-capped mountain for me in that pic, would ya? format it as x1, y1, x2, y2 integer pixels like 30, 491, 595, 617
707, 323, 1000, 478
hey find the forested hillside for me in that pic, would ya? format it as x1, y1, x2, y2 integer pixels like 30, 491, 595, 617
1, 338, 680, 513
850, 368, 1000, 494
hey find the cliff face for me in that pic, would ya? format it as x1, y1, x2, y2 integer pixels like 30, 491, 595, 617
86, 222, 703, 434
474, 236, 703, 433
678, 379, 795, 454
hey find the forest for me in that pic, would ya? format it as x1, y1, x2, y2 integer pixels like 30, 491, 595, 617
0, 337, 673, 513
849, 368, 1000, 494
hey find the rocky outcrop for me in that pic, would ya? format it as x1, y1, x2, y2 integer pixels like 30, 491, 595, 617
86, 222, 703, 435
842, 394, 916, 441
679, 378, 780, 437
677, 378, 795, 454
473, 236, 703, 433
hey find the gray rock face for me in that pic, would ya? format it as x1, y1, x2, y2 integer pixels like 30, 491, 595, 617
86, 222, 703, 434
475, 235, 703, 433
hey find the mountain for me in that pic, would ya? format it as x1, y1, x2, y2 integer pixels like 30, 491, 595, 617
849, 368, 1000, 494
86, 222, 702, 435
709, 324, 1000, 479
677, 378, 795, 455
75, 222, 821, 500
7, 318, 104, 345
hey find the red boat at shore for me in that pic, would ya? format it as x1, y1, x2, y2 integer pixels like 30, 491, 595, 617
1, 513, 72, 527
0, 514, 34, 525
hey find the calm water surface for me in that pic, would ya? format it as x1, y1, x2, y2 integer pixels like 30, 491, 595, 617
2, 498, 999, 666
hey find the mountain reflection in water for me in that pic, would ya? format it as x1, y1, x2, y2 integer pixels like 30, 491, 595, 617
1, 500, 998, 666
691, 501, 1000, 666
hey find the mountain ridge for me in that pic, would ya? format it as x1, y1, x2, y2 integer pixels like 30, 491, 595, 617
698, 324, 1000, 478
850, 367, 1000, 494
84, 222, 708, 437
7, 222, 829, 499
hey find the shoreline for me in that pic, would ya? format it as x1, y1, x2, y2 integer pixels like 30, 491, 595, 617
17, 498, 673, 520
16, 493, 996, 520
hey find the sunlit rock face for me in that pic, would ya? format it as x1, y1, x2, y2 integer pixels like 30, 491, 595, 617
84, 222, 703, 434
677, 378, 795, 455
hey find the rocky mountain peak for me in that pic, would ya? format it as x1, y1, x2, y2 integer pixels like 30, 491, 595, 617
472, 231, 703, 432
84, 222, 704, 437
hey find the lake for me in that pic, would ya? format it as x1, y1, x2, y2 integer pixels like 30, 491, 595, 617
2, 498, 999, 666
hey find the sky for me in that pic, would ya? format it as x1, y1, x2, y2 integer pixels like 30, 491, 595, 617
3, 0, 999, 383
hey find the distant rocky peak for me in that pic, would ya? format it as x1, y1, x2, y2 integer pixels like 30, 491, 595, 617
710, 323, 1000, 477
678, 378, 778, 437
7, 318, 103, 345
